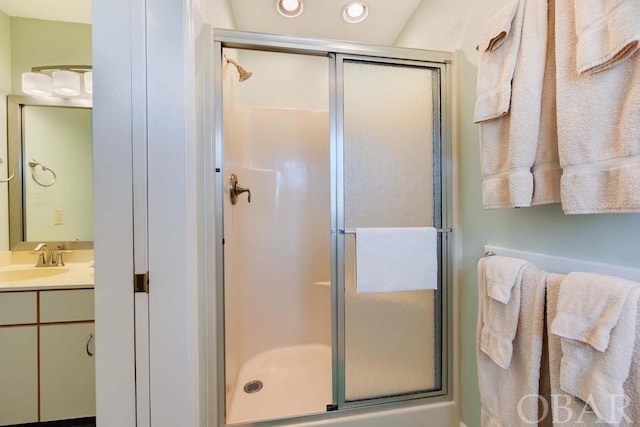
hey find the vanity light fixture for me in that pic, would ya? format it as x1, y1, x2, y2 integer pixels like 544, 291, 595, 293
84, 72, 93, 95
342, 1, 369, 23
52, 70, 81, 97
22, 72, 53, 96
21, 65, 93, 98
276, 0, 304, 18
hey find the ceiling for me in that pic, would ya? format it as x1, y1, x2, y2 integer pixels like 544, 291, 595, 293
229, 0, 422, 46
0, 0, 91, 24
0, 0, 423, 45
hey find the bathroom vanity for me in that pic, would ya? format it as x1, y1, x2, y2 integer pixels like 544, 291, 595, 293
1, 94, 95, 425
0, 260, 95, 426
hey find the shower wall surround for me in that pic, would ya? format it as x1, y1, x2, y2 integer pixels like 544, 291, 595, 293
222, 50, 331, 413
223, 107, 332, 405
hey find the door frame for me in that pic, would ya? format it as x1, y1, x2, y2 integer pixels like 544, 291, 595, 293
94, 0, 210, 425
212, 29, 453, 426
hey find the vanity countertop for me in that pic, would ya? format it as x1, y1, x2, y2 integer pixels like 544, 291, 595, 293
0, 262, 95, 292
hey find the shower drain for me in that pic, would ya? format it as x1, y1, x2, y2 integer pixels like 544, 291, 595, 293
243, 380, 263, 394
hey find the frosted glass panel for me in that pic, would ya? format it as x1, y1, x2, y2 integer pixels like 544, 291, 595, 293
343, 60, 439, 401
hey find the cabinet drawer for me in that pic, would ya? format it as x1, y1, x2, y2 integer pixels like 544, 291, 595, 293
40, 289, 94, 323
0, 292, 37, 325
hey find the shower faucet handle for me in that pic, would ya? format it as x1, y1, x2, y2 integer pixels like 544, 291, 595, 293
229, 173, 251, 205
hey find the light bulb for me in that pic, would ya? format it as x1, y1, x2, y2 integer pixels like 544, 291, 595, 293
84, 72, 93, 95
276, 0, 303, 17
52, 70, 81, 97
342, 2, 369, 23
281, 0, 299, 12
346, 3, 365, 18
22, 72, 52, 96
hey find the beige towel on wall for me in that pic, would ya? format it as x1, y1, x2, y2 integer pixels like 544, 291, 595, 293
547, 273, 640, 426
474, 0, 521, 123
555, 0, 640, 214
475, 0, 549, 209
481, 256, 531, 369
574, 0, 640, 75
477, 259, 547, 426
623, 302, 640, 424
551, 272, 639, 352
552, 273, 640, 425
531, 0, 561, 206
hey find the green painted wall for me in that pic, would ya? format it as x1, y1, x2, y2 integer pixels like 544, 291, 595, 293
458, 2, 640, 425
0, 11, 10, 94
9, 17, 91, 95
398, 1, 640, 426
1, 17, 91, 250
0, 9, 11, 251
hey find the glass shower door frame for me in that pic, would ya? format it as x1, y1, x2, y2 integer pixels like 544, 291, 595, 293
213, 29, 453, 426
334, 54, 451, 410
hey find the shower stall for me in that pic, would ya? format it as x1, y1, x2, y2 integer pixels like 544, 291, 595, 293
213, 30, 452, 426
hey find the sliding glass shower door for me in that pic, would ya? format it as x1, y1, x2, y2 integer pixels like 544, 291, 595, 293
336, 56, 447, 406
215, 32, 451, 426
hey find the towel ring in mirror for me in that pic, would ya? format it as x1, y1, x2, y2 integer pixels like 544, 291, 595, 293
28, 159, 57, 187
0, 171, 15, 183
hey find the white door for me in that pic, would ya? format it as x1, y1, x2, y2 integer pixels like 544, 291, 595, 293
93, 0, 149, 425
95, 0, 207, 425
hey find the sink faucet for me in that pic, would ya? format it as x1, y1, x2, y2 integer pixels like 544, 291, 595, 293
32, 243, 53, 267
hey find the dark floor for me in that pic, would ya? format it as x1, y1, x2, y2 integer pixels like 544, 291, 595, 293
8, 418, 96, 427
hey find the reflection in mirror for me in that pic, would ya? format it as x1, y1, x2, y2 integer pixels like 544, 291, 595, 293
7, 96, 93, 250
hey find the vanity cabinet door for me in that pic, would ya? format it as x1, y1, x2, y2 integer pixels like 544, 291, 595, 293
39, 323, 96, 422
0, 326, 38, 425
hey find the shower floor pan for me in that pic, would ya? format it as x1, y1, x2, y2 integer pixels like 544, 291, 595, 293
227, 344, 332, 424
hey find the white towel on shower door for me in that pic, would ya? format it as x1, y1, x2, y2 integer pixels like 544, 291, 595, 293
355, 227, 437, 293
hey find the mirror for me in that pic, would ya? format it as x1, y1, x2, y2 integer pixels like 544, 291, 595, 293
7, 95, 93, 250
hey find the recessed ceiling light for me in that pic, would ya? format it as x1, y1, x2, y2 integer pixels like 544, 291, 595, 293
342, 1, 369, 23
276, 0, 304, 18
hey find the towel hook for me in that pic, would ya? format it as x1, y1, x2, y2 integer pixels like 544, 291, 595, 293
28, 159, 57, 187
480, 251, 496, 261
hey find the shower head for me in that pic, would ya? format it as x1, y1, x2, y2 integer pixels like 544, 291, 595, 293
225, 56, 253, 82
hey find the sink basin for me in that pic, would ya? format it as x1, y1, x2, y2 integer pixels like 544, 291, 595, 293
0, 267, 69, 283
